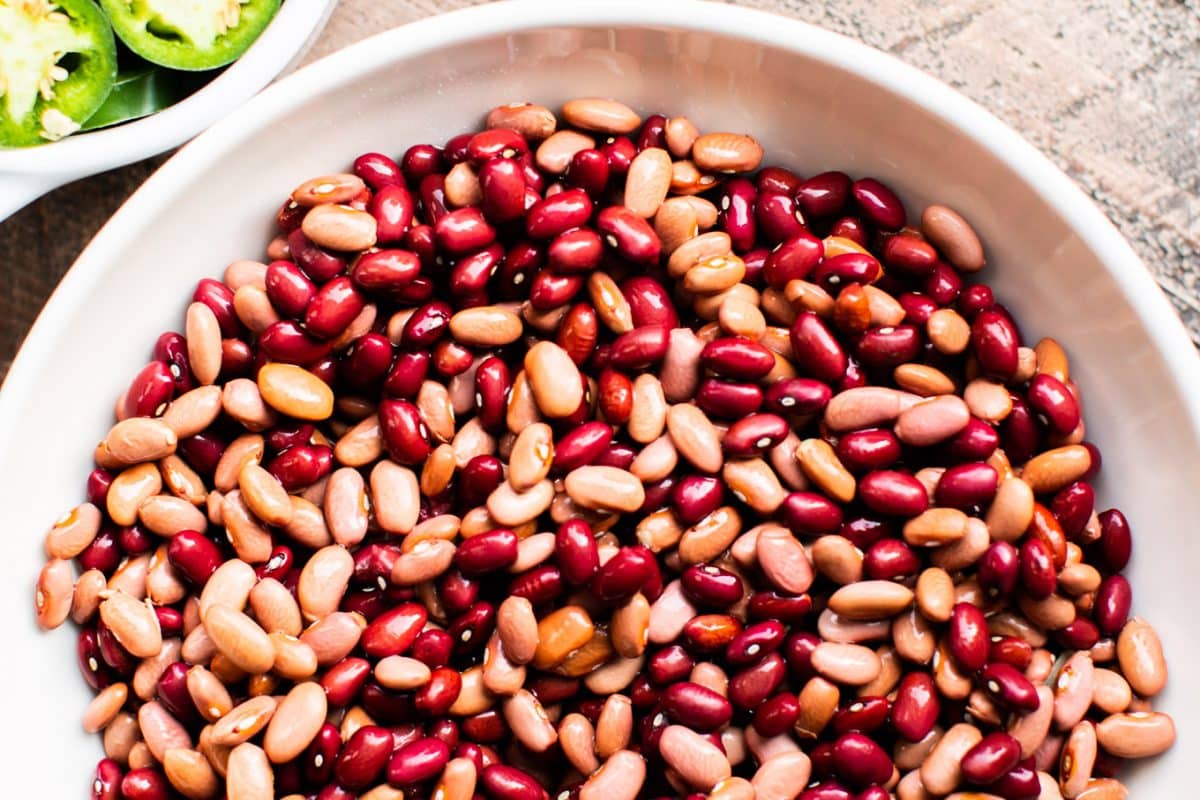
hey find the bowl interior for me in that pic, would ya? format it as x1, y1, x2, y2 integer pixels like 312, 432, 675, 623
1, 5, 1192, 792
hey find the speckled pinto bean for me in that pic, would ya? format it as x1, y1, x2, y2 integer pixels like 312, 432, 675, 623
43, 98, 1169, 800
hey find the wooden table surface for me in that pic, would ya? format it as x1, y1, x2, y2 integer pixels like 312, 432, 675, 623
2, 0, 1197, 379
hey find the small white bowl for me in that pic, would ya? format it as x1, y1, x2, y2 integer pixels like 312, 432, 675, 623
0, 0, 338, 221
1, 0, 1195, 793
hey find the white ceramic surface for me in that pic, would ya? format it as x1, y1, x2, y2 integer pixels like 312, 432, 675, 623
1, 0, 1194, 792
0, 0, 338, 221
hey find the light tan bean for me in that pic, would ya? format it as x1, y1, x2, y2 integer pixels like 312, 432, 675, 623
583, 654, 644, 695
99, 589, 161, 657
627, 373, 668, 444
45, 502, 102, 559
324, 467, 369, 546
1021, 446, 1092, 494
82, 682, 129, 733
205, 605, 274, 674
811, 535, 863, 585
580, 750, 646, 800
921, 204, 985, 272
921, 722, 983, 795
625, 147, 673, 218
655, 197, 700, 254
501, 689, 557, 752
508, 423, 554, 492
35, 557, 74, 630
661, 328, 706, 403
186, 666, 233, 722
237, 463, 291, 527
496, 596, 539, 665
810, 642, 882, 685
692, 132, 763, 173
678, 506, 742, 565
257, 363, 334, 421
1092, 669, 1133, 714
105, 417, 178, 465
301, 203, 376, 251
895, 395, 970, 446
390, 538, 456, 586
904, 507, 969, 546
751, 751, 812, 800
107, 463, 163, 526
828, 581, 914, 620
221, 490, 273, 563
226, 742, 274, 800
71, 568, 108, 624
1116, 617, 1167, 697
564, 465, 645, 513
754, 525, 814, 594
794, 677, 839, 739
595, 693, 634, 758
893, 609, 937, 664
559, 713, 599, 775
185, 302, 222, 386
163, 747, 220, 800
1095, 712, 1175, 758
535, 129, 594, 173
138, 700, 192, 762
214, 434, 265, 493
297, 545, 353, 622
649, 580, 699, 645
667, 403, 723, 473
263, 681, 326, 763
562, 97, 640, 133
660, 725, 732, 790
523, 340, 582, 418
824, 386, 919, 432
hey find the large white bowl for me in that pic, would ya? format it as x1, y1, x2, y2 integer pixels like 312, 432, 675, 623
1, 0, 1194, 793
0, 0, 338, 221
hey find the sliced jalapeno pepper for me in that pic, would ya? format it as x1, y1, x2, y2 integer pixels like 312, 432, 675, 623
99, 0, 282, 72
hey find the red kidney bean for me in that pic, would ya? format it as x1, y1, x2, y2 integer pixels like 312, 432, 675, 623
723, 413, 789, 456
303, 723, 341, 785
117, 523, 153, 556
96, 622, 135, 674
1059, 617, 1099, 650
718, 178, 758, 252
156, 662, 199, 723
411, 629, 453, 669
790, 312, 847, 383
448, 601, 494, 655
412, 667, 462, 717
305, 276, 365, 340
862, 538, 920, 581
855, 324, 920, 368
266, 422, 315, 452
436, 207, 497, 255
799, 782, 853, 800
340, 333, 393, 389
757, 166, 801, 195
752, 690, 801, 736
354, 152, 403, 189
566, 149, 610, 197
386, 737, 450, 786
646, 647, 693, 688
554, 519, 599, 587
756, 191, 806, 244
526, 189, 592, 239
598, 135, 635, 176
749, 591, 813, 625
527, 269, 583, 310
989, 636, 1034, 671
990, 758, 1041, 799
700, 338, 775, 380
949, 602, 990, 671
369, 184, 415, 244
832, 732, 893, 788
547, 227, 603, 273
402, 144, 443, 183
935, 462, 999, 508
609, 326, 670, 370
695, 379, 763, 419
383, 350, 430, 398
924, 261, 963, 305
979, 662, 1040, 712
1097, 509, 1132, 572
662, 681, 734, 731
155, 607, 182, 638
637, 114, 667, 149
813, 252, 882, 292
459, 455, 504, 506
92, 758, 123, 800
621, 276, 679, 329
509, 565, 565, 606
591, 546, 657, 603
119, 768, 168, 800
260, 320, 332, 364
472, 356, 511, 433
553, 422, 612, 472
481, 764, 549, 800
763, 230, 824, 287
671, 475, 725, 525
891, 671, 939, 741
961, 732, 1022, 786
796, 171, 851, 218
835, 429, 901, 473
971, 308, 1020, 380
941, 417, 1000, 463
979, 541, 1020, 600
858, 470, 929, 517
165, 530, 224, 591
350, 249, 420, 297
78, 527, 121, 575
468, 128, 528, 162
320, 657, 371, 708
378, 398, 432, 465
439, 569, 479, 616
832, 697, 890, 736
418, 173, 450, 222
881, 234, 937, 277
957, 283, 994, 319
267, 444, 332, 491
78, 628, 112, 690
1095, 574, 1132, 635
1051, 481, 1094, 538
851, 178, 905, 230
1019, 537, 1056, 600
288, 228, 346, 281
781, 491, 845, 535
764, 378, 830, 416
597, 205, 662, 264
729, 650, 786, 709
681, 564, 744, 608
361, 602, 427, 658
896, 291, 936, 325
87, 468, 115, 506
455, 529, 519, 576
1026, 373, 1081, 435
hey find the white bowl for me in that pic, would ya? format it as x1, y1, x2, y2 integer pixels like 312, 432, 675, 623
0, 0, 338, 221
1, 0, 1195, 793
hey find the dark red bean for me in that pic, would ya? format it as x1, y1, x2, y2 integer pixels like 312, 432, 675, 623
799, 782, 853, 800
700, 337, 775, 381
949, 602, 990, 671
831, 697, 890, 736
789, 312, 847, 383
548, 228, 603, 273
881, 234, 937, 277
401, 144, 444, 183
117, 524, 153, 556
891, 671, 939, 741
455, 529, 519, 576
86, 468, 115, 507
413, 667, 463, 717
460, 710, 507, 743
935, 462, 999, 509
749, 591, 813, 625
718, 178, 757, 252
553, 421, 612, 472
591, 546, 657, 603
411, 629, 453, 669
835, 428, 901, 473
267, 444, 332, 491
924, 261, 963, 305
468, 128, 528, 162
989, 636, 1034, 671
972, 308, 1020, 380
1019, 537, 1056, 600
259, 320, 332, 364
192, 278, 240, 338
1027, 373, 1081, 435
288, 229, 346, 282
304, 276, 364, 340
165, 530, 222, 587
723, 413, 789, 456
1094, 574, 1132, 636
354, 152, 404, 189
1097, 509, 1132, 572
477, 157, 527, 223
855, 324, 920, 369
621, 276, 679, 329
753, 691, 800, 736
351, 249, 421, 296
78, 628, 112, 690
813, 253, 882, 292
1050, 481, 1094, 539
979, 541, 1020, 600
671, 475, 725, 525
796, 171, 851, 218
609, 326, 670, 371
361, 602, 427, 658
961, 732, 1022, 786
509, 565, 565, 606
438, 569, 479, 617
781, 491, 845, 535
857, 470, 928, 517
764, 377, 831, 416
96, 621, 136, 674
763, 230, 823, 287
681, 564, 744, 608
728, 651, 786, 709
418, 173, 449, 222
831, 732, 893, 788
1059, 617, 1099, 650
480, 764, 549, 800
565, 149, 610, 198
896, 291, 936, 325
990, 759, 1041, 800
851, 178, 905, 230
386, 737, 450, 786
120, 768, 168, 800
383, 350, 429, 398
942, 417, 1000, 463
862, 539, 920, 581
589, 209, 660, 270
303, 723, 341, 785
526, 189, 593, 239
436, 207, 497, 255
369, 184, 415, 244
156, 662, 198, 723
333, 724, 393, 789
92, 758, 123, 800
154, 607, 182, 638
457, 455, 503, 507
662, 681, 734, 731
554, 519, 599, 586
320, 657, 371, 708
695, 379, 764, 419
979, 662, 1040, 712
378, 398, 432, 465
528, 269, 584, 310
448, 601, 495, 655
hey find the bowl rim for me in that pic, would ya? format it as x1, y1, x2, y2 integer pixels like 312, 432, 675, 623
3, 0, 1198, 451
0, 0, 337, 175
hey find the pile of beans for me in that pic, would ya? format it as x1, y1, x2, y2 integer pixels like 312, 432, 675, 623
36, 97, 1174, 800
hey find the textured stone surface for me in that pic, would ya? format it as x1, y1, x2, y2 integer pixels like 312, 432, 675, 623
1, 0, 1197, 378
